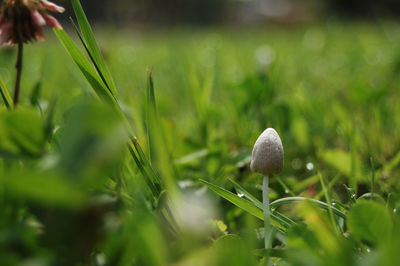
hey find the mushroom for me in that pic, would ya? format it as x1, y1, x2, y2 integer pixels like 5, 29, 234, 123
250, 128, 284, 249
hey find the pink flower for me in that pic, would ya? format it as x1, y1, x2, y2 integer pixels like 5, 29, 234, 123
39, 0, 65, 13
0, 0, 65, 45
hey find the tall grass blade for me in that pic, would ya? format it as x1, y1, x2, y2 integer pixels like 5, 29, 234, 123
44, 97, 57, 141
54, 29, 114, 105
147, 69, 157, 161
0, 78, 13, 110
69, 18, 118, 103
144, 72, 180, 197
318, 173, 337, 229
71, 0, 117, 96
127, 142, 160, 198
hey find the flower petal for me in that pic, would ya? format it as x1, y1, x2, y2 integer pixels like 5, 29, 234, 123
40, 0, 65, 13
42, 13, 62, 29
31, 10, 46, 26
0, 22, 13, 45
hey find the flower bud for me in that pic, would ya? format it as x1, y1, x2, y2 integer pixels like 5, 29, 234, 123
250, 128, 284, 176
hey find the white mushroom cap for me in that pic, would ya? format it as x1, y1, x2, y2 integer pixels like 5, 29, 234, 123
250, 128, 284, 176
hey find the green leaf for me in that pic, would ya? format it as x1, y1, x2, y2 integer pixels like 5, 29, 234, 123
29, 80, 42, 107
0, 77, 12, 110
320, 149, 365, 181
174, 149, 208, 165
211, 234, 257, 265
58, 102, 127, 179
0, 108, 45, 158
54, 28, 114, 105
347, 201, 392, 245
293, 174, 319, 193
292, 117, 309, 149
381, 150, 400, 175
358, 193, 386, 205
44, 97, 57, 141
71, 0, 117, 96
3, 170, 86, 208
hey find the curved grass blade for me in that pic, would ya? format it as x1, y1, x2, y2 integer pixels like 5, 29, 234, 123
270, 197, 347, 220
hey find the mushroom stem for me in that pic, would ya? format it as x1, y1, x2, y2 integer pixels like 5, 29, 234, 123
263, 175, 271, 249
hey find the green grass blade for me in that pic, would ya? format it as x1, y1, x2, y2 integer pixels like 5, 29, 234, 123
0, 77, 13, 110
275, 175, 296, 197
200, 179, 290, 230
71, 0, 117, 96
131, 137, 162, 185
147, 69, 157, 161
55, 28, 163, 202
228, 178, 263, 209
229, 178, 296, 227
69, 18, 117, 103
44, 97, 57, 141
143, 73, 180, 198
270, 197, 347, 220
293, 174, 319, 193
318, 173, 337, 228
200, 179, 264, 220
54, 28, 114, 105
127, 142, 160, 198
4, 170, 86, 208
147, 69, 157, 114
381, 150, 400, 175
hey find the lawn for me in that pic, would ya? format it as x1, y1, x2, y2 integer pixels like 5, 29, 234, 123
1, 3, 400, 265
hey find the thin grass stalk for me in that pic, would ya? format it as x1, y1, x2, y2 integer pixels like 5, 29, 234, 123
13, 42, 23, 106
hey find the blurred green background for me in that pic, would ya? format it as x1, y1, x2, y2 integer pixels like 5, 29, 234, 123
1, 0, 400, 265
